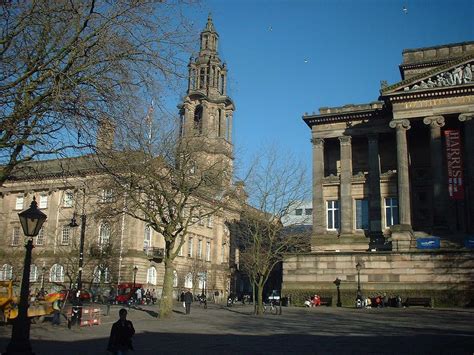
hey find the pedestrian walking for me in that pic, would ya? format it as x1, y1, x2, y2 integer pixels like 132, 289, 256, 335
107, 308, 135, 355
52, 297, 62, 325
135, 287, 142, 305
184, 289, 193, 315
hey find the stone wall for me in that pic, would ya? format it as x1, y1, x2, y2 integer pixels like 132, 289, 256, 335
283, 251, 474, 306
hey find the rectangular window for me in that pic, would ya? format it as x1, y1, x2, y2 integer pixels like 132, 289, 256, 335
326, 200, 340, 230
305, 208, 313, 215
385, 197, 399, 227
198, 239, 203, 259
100, 189, 113, 203
188, 237, 193, 257
207, 216, 213, 228
63, 192, 74, 207
355, 199, 369, 230
61, 226, 70, 245
206, 241, 211, 262
36, 227, 45, 246
143, 226, 151, 250
199, 216, 205, 226
295, 208, 303, 216
15, 196, 24, 210
12, 226, 20, 246
39, 194, 48, 209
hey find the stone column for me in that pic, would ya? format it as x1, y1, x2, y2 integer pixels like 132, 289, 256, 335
459, 113, 474, 232
367, 134, 383, 239
338, 136, 352, 236
423, 116, 447, 230
312, 137, 325, 235
389, 119, 412, 227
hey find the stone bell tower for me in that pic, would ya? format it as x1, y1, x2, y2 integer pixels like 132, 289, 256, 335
178, 14, 235, 185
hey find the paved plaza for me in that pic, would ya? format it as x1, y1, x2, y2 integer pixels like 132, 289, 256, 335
0, 303, 473, 354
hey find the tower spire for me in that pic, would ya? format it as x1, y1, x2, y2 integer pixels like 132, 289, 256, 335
179, 16, 236, 186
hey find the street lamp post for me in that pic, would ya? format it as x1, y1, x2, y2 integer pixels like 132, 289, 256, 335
333, 277, 342, 307
69, 213, 86, 290
5, 198, 47, 355
356, 262, 362, 299
133, 266, 138, 289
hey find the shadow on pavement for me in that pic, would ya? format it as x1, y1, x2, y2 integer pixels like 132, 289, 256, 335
0, 331, 473, 355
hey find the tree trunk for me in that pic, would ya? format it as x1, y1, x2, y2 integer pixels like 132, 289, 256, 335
256, 283, 264, 315
159, 258, 174, 318
252, 283, 256, 314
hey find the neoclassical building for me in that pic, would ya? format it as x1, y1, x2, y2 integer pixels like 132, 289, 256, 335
283, 41, 474, 305
0, 16, 239, 300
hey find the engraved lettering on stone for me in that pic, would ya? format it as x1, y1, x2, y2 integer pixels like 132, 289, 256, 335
403, 62, 473, 91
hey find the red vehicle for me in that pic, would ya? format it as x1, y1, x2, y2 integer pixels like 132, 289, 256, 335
115, 283, 143, 304
47, 289, 91, 302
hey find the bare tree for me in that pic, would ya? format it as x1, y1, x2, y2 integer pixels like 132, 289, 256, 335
0, 0, 197, 186
96, 114, 236, 318
237, 147, 310, 315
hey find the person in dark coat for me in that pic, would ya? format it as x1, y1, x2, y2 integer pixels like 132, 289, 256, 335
184, 289, 193, 315
107, 308, 135, 355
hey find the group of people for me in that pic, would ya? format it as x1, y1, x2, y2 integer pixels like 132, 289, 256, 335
304, 294, 321, 307
133, 287, 157, 305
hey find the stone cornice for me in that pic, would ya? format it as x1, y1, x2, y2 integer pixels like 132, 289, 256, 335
303, 108, 385, 127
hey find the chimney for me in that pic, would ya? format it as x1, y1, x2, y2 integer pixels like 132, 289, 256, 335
96, 118, 115, 152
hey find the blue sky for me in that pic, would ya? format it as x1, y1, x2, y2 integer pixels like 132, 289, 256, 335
181, 0, 473, 180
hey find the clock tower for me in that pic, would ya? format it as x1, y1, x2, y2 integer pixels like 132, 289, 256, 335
178, 15, 235, 186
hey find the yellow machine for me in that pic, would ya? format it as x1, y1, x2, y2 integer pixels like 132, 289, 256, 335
0, 281, 57, 322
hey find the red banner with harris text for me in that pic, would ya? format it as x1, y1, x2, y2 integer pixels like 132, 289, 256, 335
444, 129, 464, 200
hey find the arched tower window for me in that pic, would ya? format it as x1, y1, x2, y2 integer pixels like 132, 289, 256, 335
220, 74, 225, 93
191, 69, 196, 89
218, 109, 222, 137
199, 68, 205, 89
194, 105, 203, 135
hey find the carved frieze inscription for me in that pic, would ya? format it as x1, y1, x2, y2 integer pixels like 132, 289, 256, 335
401, 95, 474, 110
403, 62, 473, 92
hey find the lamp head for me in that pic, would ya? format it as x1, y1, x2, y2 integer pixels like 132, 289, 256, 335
356, 262, 361, 271
18, 197, 47, 237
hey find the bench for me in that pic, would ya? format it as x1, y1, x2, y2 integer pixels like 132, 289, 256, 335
404, 297, 432, 307
319, 297, 332, 307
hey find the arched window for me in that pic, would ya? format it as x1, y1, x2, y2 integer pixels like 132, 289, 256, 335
218, 109, 222, 137
93, 266, 111, 284
173, 270, 178, 287
50, 264, 64, 283
194, 105, 203, 135
199, 68, 205, 89
191, 69, 196, 89
99, 222, 110, 246
143, 226, 152, 250
0, 264, 13, 281
220, 74, 225, 93
184, 273, 193, 289
30, 264, 38, 282
147, 267, 157, 285
198, 272, 207, 290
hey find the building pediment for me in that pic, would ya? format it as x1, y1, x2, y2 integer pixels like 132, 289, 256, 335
381, 55, 474, 96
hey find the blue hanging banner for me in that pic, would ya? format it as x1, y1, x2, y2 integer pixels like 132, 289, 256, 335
416, 237, 440, 249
